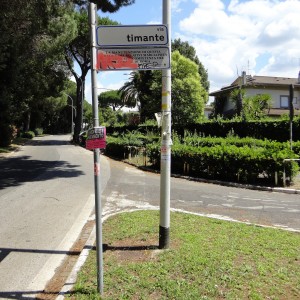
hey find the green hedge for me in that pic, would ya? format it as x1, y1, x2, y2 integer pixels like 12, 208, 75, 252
106, 118, 300, 142
147, 142, 298, 185
21, 131, 35, 139
106, 134, 299, 186
34, 128, 43, 136
0, 124, 15, 147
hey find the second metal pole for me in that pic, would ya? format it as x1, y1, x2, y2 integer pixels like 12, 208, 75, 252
89, 2, 103, 294
159, 0, 171, 249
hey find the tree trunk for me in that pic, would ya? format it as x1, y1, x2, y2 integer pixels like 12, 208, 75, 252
25, 111, 31, 132
73, 78, 84, 143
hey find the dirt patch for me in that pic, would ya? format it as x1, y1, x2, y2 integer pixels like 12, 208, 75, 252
103, 237, 160, 264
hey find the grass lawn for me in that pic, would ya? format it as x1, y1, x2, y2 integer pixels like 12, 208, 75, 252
67, 210, 300, 300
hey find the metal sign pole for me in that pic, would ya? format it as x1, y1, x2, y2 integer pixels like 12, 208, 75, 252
159, 0, 171, 249
89, 2, 103, 294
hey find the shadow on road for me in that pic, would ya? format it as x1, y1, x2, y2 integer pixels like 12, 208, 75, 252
0, 247, 82, 300
28, 139, 72, 147
0, 155, 84, 190
0, 290, 43, 300
0, 289, 66, 300
0, 247, 81, 263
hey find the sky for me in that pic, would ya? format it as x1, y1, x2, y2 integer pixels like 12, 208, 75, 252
81, 0, 300, 104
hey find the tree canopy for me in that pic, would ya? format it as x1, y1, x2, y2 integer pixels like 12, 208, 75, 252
0, 0, 136, 146
73, 0, 135, 12
0, 0, 76, 145
99, 90, 123, 111
119, 51, 208, 125
172, 38, 209, 92
171, 51, 208, 124
65, 11, 119, 143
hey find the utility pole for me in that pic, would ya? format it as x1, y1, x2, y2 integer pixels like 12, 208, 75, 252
159, 0, 171, 249
89, 2, 104, 294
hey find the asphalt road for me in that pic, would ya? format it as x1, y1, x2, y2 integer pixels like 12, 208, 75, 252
102, 156, 300, 232
0, 135, 110, 299
1, 135, 299, 299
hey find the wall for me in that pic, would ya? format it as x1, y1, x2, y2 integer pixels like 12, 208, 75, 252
245, 87, 300, 109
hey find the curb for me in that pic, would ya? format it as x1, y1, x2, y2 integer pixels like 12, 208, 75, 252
56, 226, 96, 299
136, 165, 300, 195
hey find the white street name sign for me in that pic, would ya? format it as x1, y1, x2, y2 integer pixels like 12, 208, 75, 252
96, 25, 168, 47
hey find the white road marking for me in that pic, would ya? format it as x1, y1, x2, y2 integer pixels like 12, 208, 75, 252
26, 194, 95, 297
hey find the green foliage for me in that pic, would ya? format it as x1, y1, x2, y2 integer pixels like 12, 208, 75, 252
119, 44, 209, 125
34, 128, 43, 136
0, 124, 15, 147
171, 51, 208, 124
65, 12, 119, 143
243, 94, 272, 120
173, 117, 300, 142
172, 38, 209, 91
106, 129, 159, 159
83, 100, 93, 129
107, 117, 300, 142
99, 107, 126, 127
229, 89, 272, 120
105, 126, 300, 186
0, 0, 77, 141
119, 71, 153, 122
119, 51, 208, 125
73, 0, 135, 13
22, 131, 35, 139
99, 89, 135, 111
230, 88, 245, 117
146, 135, 299, 185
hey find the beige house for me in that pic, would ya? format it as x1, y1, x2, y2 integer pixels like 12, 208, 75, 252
210, 72, 300, 118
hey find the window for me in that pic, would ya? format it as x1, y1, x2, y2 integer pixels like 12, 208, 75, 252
280, 96, 289, 108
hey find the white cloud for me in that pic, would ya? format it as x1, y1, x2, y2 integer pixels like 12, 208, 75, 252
84, 74, 128, 104
193, 0, 225, 10
172, 0, 188, 13
177, 0, 300, 93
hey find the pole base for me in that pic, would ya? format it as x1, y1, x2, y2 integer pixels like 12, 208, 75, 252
159, 226, 170, 249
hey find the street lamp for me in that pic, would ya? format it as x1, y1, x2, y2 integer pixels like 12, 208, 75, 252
64, 93, 76, 134
76, 76, 84, 131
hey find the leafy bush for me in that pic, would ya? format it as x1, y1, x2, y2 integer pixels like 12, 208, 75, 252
34, 128, 43, 136
105, 128, 299, 186
106, 117, 300, 142
22, 131, 35, 139
146, 138, 299, 185
0, 124, 15, 147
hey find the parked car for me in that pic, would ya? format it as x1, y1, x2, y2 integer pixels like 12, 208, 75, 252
79, 131, 87, 147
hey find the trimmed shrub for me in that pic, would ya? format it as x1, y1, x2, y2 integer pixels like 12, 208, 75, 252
0, 124, 15, 147
34, 128, 43, 136
105, 128, 300, 186
106, 117, 300, 142
22, 131, 35, 139
146, 140, 299, 185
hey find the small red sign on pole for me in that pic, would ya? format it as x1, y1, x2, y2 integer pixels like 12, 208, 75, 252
86, 126, 106, 150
